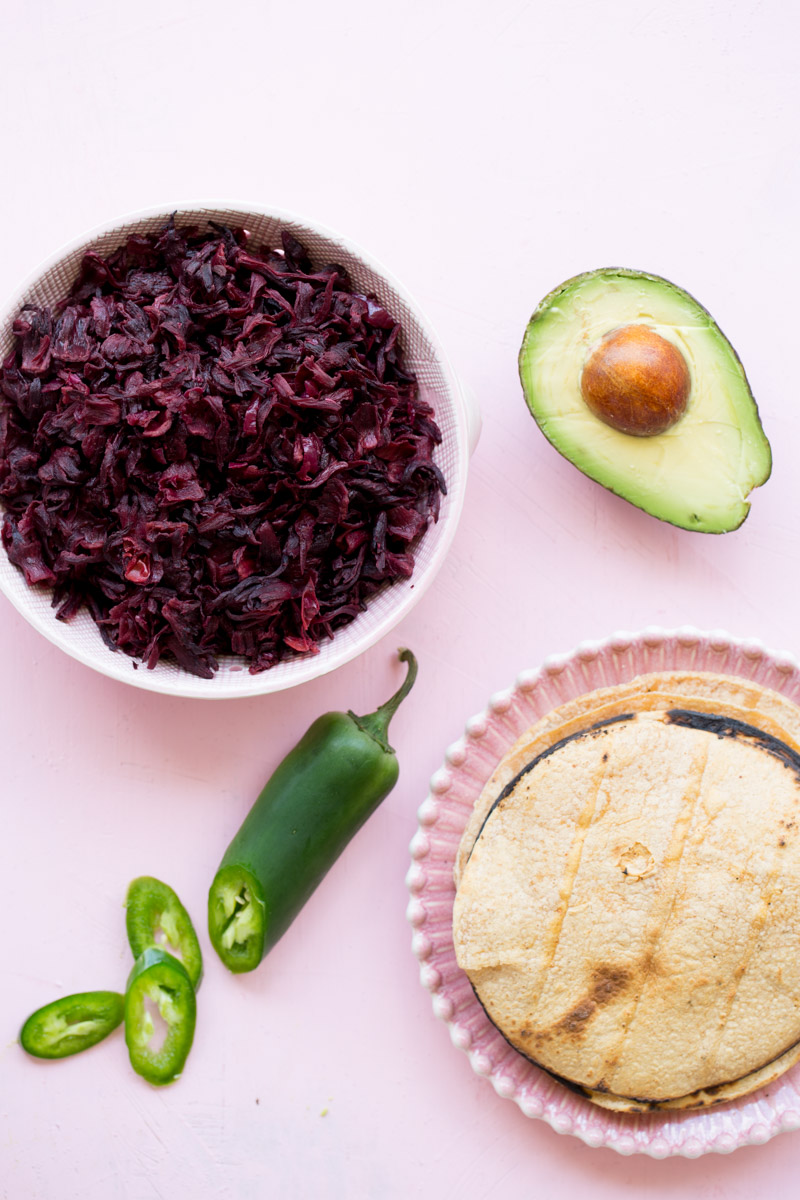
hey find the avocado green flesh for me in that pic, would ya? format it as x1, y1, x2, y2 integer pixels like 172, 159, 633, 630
519, 269, 772, 533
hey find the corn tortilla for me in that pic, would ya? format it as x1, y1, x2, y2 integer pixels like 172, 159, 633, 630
453, 673, 800, 1111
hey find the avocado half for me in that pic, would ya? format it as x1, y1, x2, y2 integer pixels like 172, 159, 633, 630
518, 268, 772, 533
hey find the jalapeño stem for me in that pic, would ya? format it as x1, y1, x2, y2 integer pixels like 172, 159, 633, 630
349, 649, 418, 751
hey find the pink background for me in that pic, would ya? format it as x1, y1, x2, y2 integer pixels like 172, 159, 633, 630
2, 1, 799, 1195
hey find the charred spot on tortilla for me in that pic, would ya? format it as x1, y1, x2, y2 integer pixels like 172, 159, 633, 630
667, 709, 800, 779
452, 672, 800, 1112
553, 967, 632, 1038
557, 1001, 596, 1035
591, 965, 631, 1001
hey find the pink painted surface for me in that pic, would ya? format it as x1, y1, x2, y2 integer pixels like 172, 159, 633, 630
2, 2, 800, 1197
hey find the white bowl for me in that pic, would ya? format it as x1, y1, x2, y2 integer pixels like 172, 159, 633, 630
0, 202, 478, 697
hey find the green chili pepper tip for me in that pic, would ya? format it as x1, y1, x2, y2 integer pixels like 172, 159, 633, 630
348, 648, 418, 751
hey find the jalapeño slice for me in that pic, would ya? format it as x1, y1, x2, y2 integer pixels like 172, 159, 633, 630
124, 948, 196, 1086
20, 991, 125, 1059
125, 876, 203, 988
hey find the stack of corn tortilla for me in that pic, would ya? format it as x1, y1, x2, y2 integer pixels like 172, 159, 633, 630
453, 673, 800, 1111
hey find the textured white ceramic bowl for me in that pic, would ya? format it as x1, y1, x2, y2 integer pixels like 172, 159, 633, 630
408, 626, 800, 1157
0, 203, 478, 697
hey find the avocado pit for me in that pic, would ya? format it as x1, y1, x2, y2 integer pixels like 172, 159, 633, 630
580, 324, 691, 436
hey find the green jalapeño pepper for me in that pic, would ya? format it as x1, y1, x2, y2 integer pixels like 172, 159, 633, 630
20, 991, 124, 1059
208, 648, 418, 973
126, 876, 203, 988
124, 948, 196, 1086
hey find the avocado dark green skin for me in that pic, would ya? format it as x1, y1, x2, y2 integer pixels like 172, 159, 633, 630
518, 267, 772, 534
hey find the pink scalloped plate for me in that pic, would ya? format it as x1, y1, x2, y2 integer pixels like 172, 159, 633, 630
407, 626, 800, 1157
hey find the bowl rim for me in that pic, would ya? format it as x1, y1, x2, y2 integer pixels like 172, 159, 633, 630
0, 200, 471, 697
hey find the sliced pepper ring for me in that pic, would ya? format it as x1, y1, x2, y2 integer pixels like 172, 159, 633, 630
20, 991, 125, 1059
126, 876, 203, 988
208, 865, 266, 973
124, 948, 196, 1086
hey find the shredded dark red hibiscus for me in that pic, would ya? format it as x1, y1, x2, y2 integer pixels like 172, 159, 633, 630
0, 221, 445, 677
